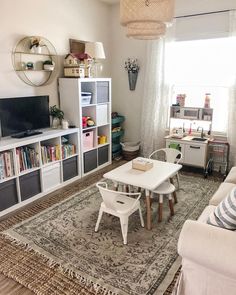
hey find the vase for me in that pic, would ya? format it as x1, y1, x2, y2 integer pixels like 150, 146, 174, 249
51, 117, 60, 129
128, 71, 138, 91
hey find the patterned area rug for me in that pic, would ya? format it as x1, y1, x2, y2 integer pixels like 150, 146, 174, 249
1, 174, 220, 295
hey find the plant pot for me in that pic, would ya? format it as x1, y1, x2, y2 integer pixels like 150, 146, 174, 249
128, 71, 138, 91
51, 117, 60, 129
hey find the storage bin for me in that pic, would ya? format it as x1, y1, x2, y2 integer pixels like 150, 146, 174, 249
121, 141, 140, 161
42, 162, 61, 191
0, 179, 18, 211
83, 131, 94, 150
98, 145, 109, 166
81, 92, 92, 105
84, 150, 97, 173
97, 82, 109, 103
97, 104, 108, 126
20, 170, 41, 201
63, 156, 78, 181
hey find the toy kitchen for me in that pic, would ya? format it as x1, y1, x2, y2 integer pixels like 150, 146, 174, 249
166, 104, 214, 172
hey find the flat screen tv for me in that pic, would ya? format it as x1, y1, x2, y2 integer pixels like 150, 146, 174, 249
0, 95, 50, 138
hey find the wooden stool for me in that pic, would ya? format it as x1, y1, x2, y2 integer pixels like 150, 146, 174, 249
152, 181, 176, 222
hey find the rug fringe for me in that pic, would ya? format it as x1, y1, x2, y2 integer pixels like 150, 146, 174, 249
2, 233, 118, 295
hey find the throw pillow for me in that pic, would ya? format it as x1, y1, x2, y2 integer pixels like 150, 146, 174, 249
207, 187, 236, 230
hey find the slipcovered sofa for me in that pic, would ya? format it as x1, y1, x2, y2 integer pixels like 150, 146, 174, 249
176, 167, 236, 295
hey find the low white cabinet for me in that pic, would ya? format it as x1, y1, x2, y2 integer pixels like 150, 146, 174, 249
166, 138, 208, 169
0, 128, 81, 216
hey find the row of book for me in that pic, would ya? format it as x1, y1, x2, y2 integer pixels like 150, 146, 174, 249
16, 147, 39, 172
62, 144, 76, 159
41, 145, 61, 165
0, 151, 14, 180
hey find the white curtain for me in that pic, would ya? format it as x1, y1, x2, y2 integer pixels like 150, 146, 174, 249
140, 29, 174, 157
227, 10, 236, 167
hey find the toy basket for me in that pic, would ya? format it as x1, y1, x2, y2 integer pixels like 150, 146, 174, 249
121, 141, 140, 160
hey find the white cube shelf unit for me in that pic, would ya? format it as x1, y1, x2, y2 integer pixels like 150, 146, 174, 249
59, 78, 112, 176
0, 128, 80, 216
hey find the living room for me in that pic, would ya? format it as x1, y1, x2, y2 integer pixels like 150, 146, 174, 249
1, 0, 236, 294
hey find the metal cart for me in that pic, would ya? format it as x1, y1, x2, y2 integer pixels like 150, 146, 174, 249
205, 140, 230, 178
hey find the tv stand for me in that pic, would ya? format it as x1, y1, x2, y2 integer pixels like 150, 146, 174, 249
11, 130, 43, 139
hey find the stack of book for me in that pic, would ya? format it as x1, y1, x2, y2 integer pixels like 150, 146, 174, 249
16, 147, 39, 172
61, 144, 76, 159
0, 151, 14, 180
41, 145, 60, 165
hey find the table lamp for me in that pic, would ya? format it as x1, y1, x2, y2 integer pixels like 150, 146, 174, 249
85, 42, 106, 77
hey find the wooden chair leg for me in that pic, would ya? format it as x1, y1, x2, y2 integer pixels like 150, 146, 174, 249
170, 178, 178, 203
168, 197, 174, 216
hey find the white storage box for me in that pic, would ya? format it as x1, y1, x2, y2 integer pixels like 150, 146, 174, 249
81, 92, 92, 105
96, 104, 108, 126
42, 162, 61, 191
83, 131, 94, 150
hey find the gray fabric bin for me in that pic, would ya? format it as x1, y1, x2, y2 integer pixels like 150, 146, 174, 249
20, 170, 41, 201
0, 179, 18, 211
97, 82, 109, 103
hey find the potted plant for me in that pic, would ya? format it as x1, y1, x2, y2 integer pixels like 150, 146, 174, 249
49, 105, 64, 128
43, 60, 55, 71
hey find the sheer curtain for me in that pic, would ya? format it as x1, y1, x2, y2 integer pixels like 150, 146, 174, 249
228, 10, 236, 167
140, 29, 174, 157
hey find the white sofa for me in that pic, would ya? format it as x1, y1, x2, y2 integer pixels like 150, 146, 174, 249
176, 167, 236, 295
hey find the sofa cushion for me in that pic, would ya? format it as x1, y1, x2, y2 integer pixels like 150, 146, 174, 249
224, 167, 236, 184
209, 183, 236, 206
198, 205, 216, 222
207, 187, 236, 230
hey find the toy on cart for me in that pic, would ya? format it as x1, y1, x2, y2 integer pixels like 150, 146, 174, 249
205, 139, 230, 178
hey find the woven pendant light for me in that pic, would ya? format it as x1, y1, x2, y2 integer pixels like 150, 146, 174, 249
120, 0, 175, 25
120, 0, 174, 40
126, 22, 166, 39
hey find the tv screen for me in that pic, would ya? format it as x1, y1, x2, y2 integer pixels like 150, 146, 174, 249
0, 96, 50, 137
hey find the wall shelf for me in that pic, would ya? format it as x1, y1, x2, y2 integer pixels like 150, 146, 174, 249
12, 36, 58, 87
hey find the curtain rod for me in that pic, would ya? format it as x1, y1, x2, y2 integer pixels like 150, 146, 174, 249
175, 9, 231, 19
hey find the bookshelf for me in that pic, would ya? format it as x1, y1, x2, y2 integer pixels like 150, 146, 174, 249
0, 128, 80, 215
59, 78, 112, 176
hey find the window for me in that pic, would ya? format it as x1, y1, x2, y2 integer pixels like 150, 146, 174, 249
166, 37, 236, 133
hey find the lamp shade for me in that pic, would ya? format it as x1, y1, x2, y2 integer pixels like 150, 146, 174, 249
120, 0, 175, 26
85, 42, 106, 59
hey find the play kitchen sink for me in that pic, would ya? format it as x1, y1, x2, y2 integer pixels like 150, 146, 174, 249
191, 137, 208, 142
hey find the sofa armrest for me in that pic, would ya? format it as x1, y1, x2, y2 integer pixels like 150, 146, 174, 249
178, 220, 236, 279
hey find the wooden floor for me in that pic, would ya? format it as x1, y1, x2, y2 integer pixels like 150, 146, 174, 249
0, 274, 34, 295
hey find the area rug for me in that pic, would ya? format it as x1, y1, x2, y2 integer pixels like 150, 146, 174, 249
0, 174, 220, 295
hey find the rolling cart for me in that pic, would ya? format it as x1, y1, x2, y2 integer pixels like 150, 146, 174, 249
205, 139, 230, 178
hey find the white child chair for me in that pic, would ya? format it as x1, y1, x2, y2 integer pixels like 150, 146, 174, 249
95, 182, 144, 245
149, 148, 183, 191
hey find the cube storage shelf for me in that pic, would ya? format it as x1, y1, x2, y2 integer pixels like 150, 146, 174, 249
0, 128, 80, 216
59, 78, 112, 176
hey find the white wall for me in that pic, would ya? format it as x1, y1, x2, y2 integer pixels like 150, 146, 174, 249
0, 0, 112, 107
110, 0, 236, 142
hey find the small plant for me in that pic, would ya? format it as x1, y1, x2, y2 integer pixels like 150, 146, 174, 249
30, 37, 44, 49
49, 105, 64, 120
43, 60, 53, 65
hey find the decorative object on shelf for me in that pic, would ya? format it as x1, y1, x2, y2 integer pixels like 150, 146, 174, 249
204, 93, 211, 108
43, 60, 55, 71
61, 119, 69, 130
64, 53, 91, 78
176, 94, 186, 107
12, 36, 58, 87
26, 62, 34, 70
125, 58, 139, 90
29, 37, 45, 53
85, 42, 105, 77
120, 0, 175, 40
49, 105, 64, 129
82, 116, 95, 128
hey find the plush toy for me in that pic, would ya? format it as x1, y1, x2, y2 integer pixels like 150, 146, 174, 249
82, 116, 87, 128
86, 117, 95, 127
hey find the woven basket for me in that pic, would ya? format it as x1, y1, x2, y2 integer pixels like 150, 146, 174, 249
122, 149, 140, 161
120, 0, 175, 25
